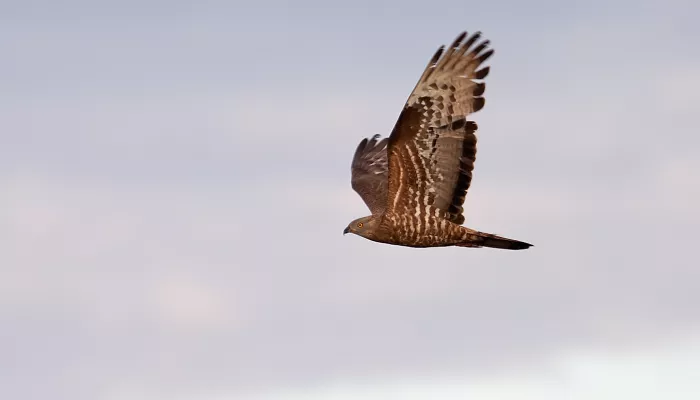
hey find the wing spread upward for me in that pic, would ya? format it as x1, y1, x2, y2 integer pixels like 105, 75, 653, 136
386, 31, 491, 225
351, 134, 389, 215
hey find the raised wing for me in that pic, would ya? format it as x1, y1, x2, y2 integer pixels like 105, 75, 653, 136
386, 31, 491, 225
351, 134, 389, 215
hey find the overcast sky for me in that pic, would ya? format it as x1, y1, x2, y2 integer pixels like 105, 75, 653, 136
2, 0, 700, 399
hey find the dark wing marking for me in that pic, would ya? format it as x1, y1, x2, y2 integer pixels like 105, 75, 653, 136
386, 31, 491, 225
351, 134, 389, 215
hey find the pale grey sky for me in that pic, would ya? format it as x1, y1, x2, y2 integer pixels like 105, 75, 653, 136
2, 1, 700, 399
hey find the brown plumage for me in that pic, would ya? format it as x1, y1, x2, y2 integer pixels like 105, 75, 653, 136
344, 31, 532, 250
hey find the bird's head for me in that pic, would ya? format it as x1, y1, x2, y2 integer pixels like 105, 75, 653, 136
343, 216, 379, 239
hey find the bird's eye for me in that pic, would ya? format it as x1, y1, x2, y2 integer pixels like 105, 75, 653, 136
357, 222, 364, 228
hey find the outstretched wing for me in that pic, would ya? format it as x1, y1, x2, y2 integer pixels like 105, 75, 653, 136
351, 134, 389, 215
386, 31, 491, 225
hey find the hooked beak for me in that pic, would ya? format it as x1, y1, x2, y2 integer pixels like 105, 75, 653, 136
343, 226, 350, 235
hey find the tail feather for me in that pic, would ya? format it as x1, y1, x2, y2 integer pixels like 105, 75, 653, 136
457, 232, 533, 250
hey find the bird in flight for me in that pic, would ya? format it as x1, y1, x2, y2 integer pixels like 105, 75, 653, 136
343, 31, 532, 250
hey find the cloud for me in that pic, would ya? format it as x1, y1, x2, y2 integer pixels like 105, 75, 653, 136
102, 334, 700, 400
248, 334, 700, 400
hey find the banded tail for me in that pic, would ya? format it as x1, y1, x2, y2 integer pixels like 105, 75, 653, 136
458, 231, 533, 250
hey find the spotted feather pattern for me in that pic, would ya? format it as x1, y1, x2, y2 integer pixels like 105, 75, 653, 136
386, 31, 490, 230
345, 31, 532, 250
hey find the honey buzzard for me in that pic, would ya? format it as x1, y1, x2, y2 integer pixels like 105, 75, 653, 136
343, 31, 532, 250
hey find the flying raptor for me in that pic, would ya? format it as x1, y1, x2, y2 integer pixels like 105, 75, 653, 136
343, 31, 532, 250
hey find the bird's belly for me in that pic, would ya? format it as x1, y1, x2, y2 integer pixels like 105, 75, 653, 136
380, 214, 465, 247
381, 234, 457, 248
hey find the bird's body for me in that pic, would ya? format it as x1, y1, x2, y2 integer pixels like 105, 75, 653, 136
351, 212, 530, 250
344, 31, 532, 250
364, 213, 487, 248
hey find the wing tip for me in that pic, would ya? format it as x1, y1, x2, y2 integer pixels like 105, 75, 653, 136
473, 97, 485, 113
451, 31, 468, 48
430, 45, 445, 65
474, 66, 490, 80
